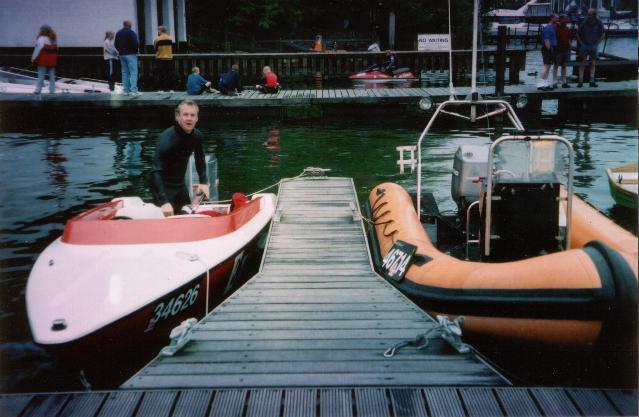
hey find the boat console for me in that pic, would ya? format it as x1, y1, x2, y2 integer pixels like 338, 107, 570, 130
449, 137, 571, 262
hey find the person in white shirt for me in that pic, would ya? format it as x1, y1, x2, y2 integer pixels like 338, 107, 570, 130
103, 31, 119, 92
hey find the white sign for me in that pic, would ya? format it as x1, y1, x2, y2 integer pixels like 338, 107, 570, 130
418, 34, 450, 52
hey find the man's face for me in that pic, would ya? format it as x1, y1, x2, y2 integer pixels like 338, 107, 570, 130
175, 105, 198, 133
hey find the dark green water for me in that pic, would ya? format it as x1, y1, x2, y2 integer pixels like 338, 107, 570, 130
0, 108, 636, 392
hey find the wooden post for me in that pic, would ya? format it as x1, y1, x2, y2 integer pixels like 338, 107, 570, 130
495, 25, 507, 96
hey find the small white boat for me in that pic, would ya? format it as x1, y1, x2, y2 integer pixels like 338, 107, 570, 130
26, 192, 276, 363
0, 67, 121, 94
607, 163, 638, 209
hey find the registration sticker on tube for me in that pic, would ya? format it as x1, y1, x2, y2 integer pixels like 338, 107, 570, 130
381, 240, 417, 282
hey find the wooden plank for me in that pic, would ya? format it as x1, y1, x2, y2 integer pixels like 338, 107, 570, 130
283, 389, 315, 417
26, 394, 69, 417
320, 389, 352, 417
355, 389, 391, 417
0, 394, 33, 417
424, 388, 466, 417
216, 302, 414, 313
210, 390, 246, 417
567, 389, 619, 417
97, 391, 142, 417
208, 310, 425, 321
142, 360, 489, 375
172, 389, 212, 417
223, 295, 404, 304
531, 389, 580, 417
177, 338, 428, 352
135, 391, 177, 417
246, 389, 281, 417
196, 318, 430, 331
59, 393, 107, 417
459, 388, 503, 417
125, 371, 502, 389
494, 388, 540, 417
390, 389, 427, 417
244, 283, 383, 291
605, 390, 638, 416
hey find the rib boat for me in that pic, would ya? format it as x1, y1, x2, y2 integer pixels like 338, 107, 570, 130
365, 99, 637, 370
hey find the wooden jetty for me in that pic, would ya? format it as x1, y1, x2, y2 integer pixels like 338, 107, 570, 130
0, 175, 637, 416
123, 175, 506, 389
0, 81, 635, 120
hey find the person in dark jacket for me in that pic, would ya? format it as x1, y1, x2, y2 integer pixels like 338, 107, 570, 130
218, 64, 243, 95
576, 8, 604, 87
382, 50, 397, 74
114, 20, 140, 95
149, 100, 210, 216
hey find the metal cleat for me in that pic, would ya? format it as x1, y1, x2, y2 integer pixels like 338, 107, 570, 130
160, 318, 198, 356
437, 315, 470, 354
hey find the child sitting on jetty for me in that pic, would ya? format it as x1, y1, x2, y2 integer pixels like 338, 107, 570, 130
256, 66, 280, 94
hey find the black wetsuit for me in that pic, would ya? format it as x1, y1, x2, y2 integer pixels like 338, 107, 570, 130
149, 122, 208, 212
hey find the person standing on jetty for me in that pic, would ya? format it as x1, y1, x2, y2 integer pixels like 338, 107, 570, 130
537, 14, 557, 91
150, 100, 210, 217
576, 8, 604, 87
218, 64, 243, 95
153, 25, 174, 92
553, 14, 572, 88
256, 66, 280, 93
115, 20, 140, 96
103, 31, 119, 92
31, 25, 58, 95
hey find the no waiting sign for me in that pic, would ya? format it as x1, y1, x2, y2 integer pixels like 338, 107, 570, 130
418, 34, 450, 51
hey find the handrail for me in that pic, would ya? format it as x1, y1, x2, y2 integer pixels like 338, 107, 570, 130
415, 99, 525, 216
483, 135, 574, 257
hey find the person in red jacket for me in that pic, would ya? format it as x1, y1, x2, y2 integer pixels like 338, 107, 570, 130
256, 66, 280, 93
31, 25, 58, 94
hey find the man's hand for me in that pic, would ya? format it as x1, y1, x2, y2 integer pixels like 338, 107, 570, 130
161, 202, 174, 217
196, 184, 210, 199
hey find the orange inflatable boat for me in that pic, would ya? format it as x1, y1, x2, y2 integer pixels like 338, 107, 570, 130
368, 181, 637, 351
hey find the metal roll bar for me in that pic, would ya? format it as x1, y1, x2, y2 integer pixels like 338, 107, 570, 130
483, 135, 574, 257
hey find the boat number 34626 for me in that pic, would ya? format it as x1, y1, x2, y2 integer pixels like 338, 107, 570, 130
145, 284, 200, 332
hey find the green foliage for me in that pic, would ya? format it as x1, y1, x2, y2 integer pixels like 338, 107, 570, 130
187, 0, 502, 51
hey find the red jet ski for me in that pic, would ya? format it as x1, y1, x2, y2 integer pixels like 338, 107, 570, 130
349, 65, 418, 84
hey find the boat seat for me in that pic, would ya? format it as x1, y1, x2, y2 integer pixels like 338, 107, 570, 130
615, 172, 638, 184
112, 197, 165, 219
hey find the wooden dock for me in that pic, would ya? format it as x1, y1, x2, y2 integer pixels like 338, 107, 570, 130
123, 175, 506, 389
0, 175, 637, 416
0, 81, 637, 121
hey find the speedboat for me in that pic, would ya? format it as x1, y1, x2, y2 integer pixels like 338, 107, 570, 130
0, 66, 121, 93
365, 99, 638, 384
607, 163, 638, 209
26, 163, 276, 364
349, 65, 418, 84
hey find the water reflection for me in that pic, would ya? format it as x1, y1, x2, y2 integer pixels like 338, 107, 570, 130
263, 129, 281, 167
0, 114, 636, 392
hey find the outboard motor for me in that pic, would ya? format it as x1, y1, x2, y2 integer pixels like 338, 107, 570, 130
480, 137, 569, 262
451, 144, 489, 214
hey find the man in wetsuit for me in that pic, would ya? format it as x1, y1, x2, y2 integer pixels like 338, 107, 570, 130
150, 99, 210, 216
